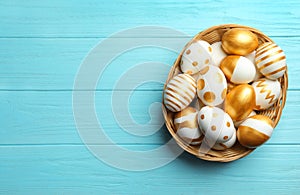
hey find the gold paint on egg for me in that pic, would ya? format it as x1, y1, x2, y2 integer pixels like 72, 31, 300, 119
222, 28, 258, 55
251, 115, 274, 127
197, 79, 205, 90
220, 55, 239, 81
199, 66, 210, 75
204, 91, 216, 103
237, 126, 269, 148
224, 84, 256, 121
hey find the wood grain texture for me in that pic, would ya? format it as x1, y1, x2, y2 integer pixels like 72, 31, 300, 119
0, 0, 300, 194
0, 37, 299, 90
0, 145, 300, 194
0, 90, 298, 145
0, 0, 300, 37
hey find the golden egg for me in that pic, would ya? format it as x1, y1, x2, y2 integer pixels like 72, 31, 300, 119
222, 28, 258, 55
237, 115, 274, 148
224, 84, 256, 121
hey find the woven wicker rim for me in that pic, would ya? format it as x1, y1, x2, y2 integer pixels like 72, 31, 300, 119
162, 24, 288, 162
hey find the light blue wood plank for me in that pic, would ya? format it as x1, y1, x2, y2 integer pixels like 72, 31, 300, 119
0, 90, 298, 144
0, 0, 300, 37
0, 145, 299, 194
0, 37, 298, 90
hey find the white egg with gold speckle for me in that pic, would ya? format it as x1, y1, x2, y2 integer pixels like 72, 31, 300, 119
174, 107, 202, 145
211, 41, 227, 67
196, 65, 227, 106
180, 40, 213, 75
164, 74, 196, 112
204, 129, 236, 150
220, 55, 256, 84
198, 106, 235, 143
252, 78, 281, 110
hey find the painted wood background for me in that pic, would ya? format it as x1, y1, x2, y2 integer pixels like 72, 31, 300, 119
1, 0, 300, 194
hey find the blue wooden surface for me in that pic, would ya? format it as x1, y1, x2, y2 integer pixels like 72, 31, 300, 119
1, 0, 300, 194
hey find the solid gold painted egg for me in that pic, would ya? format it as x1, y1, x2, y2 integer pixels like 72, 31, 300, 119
220, 55, 256, 84
237, 115, 274, 148
255, 42, 287, 80
222, 28, 258, 55
174, 107, 202, 145
164, 74, 196, 112
224, 84, 256, 121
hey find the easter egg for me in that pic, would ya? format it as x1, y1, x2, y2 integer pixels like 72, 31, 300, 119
174, 107, 202, 145
237, 115, 274, 148
234, 111, 256, 128
204, 129, 236, 150
224, 84, 256, 121
164, 74, 196, 112
252, 79, 281, 110
245, 51, 263, 80
211, 41, 227, 66
222, 28, 258, 55
220, 55, 256, 84
180, 40, 213, 75
198, 106, 235, 143
196, 65, 227, 106
255, 42, 287, 80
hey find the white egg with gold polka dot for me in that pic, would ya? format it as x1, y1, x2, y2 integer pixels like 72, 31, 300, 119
180, 40, 213, 75
196, 65, 227, 106
198, 106, 235, 143
255, 42, 286, 80
252, 78, 281, 110
164, 74, 196, 112
204, 129, 236, 150
174, 107, 202, 145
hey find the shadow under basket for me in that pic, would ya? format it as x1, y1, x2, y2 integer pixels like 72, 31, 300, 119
162, 24, 288, 162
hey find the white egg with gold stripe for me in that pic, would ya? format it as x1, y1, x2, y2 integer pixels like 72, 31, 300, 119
198, 106, 235, 144
252, 78, 281, 110
255, 42, 287, 80
237, 115, 274, 148
164, 74, 196, 112
174, 107, 202, 145
197, 65, 227, 106
180, 40, 213, 75
204, 129, 236, 150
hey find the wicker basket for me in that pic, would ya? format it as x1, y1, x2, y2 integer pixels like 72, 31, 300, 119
162, 24, 288, 162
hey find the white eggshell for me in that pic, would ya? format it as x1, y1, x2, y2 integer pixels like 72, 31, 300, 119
211, 41, 227, 67
180, 40, 213, 74
255, 42, 287, 80
252, 79, 281, 110
234, 111, 256, 128
204, 129, 236, 150
198, 106, 235, 143
164, 74, 196, 112
237, 115, 274, 148
246, 51, 263, 80
174, 107, 202, 145
231, 56, 256, 84
196, 65, 227, 106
